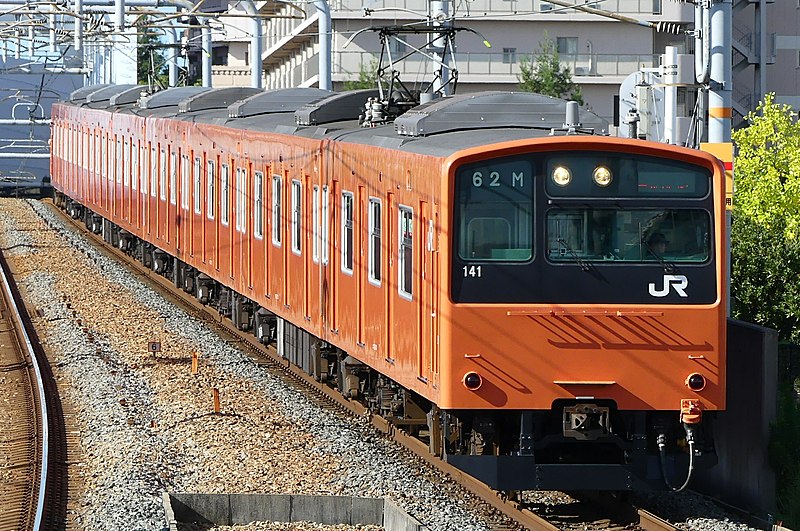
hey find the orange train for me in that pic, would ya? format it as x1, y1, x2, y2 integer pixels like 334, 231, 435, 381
51, 85, 726, 491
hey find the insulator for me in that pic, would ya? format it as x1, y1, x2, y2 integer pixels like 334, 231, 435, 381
655, 21, 684, 35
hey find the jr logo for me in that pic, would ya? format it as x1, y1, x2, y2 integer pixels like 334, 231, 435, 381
648, 274, 689, 297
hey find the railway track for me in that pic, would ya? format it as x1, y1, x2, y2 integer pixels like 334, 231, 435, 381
0, 234, 65, 530
38, 198, 696, 531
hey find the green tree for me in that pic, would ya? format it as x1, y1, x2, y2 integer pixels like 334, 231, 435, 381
732, 93, 800, 528
517, 36, 583, 104
344, 61, 378, 91
137, 18, 169, 88
731, 93, 800, 342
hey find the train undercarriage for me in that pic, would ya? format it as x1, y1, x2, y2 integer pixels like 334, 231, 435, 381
59, 195, 717, 492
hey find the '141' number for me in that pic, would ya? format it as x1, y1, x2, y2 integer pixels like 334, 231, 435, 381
463, 265, 482, 278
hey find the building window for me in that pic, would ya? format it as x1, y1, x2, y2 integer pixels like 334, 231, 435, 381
237, 167, 247, 234
211, 45, 228, 66
292, 180, 302, 254
221, 164, 230, 225
272, 175, 282, 246
556, 37, 578, 58
502, 47, 517, 64
341, 191, 354, 274
368, 198, 381, 285
254, 171, 264, 239
390, 38, 407, 56
194, 157, 202, 214
398, 206, 413, 298
206, 160, 215, 219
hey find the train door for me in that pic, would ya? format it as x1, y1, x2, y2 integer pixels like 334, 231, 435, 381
391, 201, 418, 369
418, 200, 436, 384
303, 177, 312, 321
363, 194, 385, 357
429, 208, 440, 384
192, 154, 203, 260
307, 183, 321, 324
251, 169, 266, 298
123, 138, 130, 223
168, 149, 177, 246
321, 184, 330, 330
151, 145, 157, 239
385, 193, 394, 360
206, 155, 216, 267
159, 146, 167, 243
114, 135, 121, 219
232, 163, 242, 283
337, 188, 356, 341
178, 153, 189, 259
243, 162, 252, 291
268, 171, 285, 307
356, 186, 366, 347
330, 179, 339, 333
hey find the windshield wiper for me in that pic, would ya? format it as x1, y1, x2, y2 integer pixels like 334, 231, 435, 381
644, 243, 676, 273
557, 238, 591, 271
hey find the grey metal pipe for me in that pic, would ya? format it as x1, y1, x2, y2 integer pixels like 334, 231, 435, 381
166, 23, 178, 86
0, 153, 50, 158
237, 0, 262, 89
48, 7, 55, 52
201, 20, 211, 87
114, 0, 124, 30
312, 0, 331, 90
74, 0, 83, 51
708, 0, 731, 143
694, 1, 710, 84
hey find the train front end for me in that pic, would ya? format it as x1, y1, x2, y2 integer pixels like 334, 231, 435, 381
438, 136, 726, 491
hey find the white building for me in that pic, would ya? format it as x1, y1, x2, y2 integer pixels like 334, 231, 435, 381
205, 0, 798, 126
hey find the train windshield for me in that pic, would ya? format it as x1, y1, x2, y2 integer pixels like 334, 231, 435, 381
547, 208, 711, 263
456, 157, 534, 261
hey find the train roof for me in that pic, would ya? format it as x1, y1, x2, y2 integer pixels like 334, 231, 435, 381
64, 85, 610, 158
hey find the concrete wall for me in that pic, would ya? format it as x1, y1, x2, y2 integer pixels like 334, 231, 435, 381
163, 492, 429, 531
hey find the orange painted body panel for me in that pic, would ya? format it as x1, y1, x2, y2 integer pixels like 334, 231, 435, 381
435, 137, 727, 412
50, 105, 725, 416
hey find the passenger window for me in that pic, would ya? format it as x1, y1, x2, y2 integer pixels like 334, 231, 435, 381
368, 198, 381, 285
207, 160, 215, 220
170, 152, 177, 205
221, 164, 230, 225
272, 175, 282, 246
193, 157, 201, 214
254, 171, 264, 239
160, 149, 167, 201
399, 206, 413, 298
341, 192, 354, 273
292, 180, 302, 254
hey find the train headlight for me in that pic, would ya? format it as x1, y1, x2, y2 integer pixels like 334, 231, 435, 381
686, 373, 706, 391
462, 371, 483, 391
552, 166, 572, 187
593, 166, 613, 187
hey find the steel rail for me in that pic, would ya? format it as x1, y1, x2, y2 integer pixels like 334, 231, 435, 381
0, 243, 49, 531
